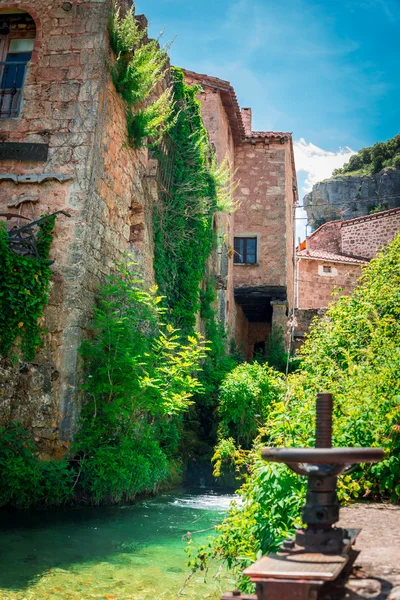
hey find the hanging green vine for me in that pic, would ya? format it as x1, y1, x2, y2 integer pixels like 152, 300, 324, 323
153, 68, 219, 331
108, 2, 174, 148
0, 216, 56, 361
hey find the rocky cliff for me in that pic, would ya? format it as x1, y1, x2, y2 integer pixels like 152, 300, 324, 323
304, 168, 400, 230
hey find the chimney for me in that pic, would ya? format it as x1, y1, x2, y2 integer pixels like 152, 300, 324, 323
241, 108, 252, 135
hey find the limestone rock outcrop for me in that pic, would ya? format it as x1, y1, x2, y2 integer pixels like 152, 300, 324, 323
304, 168, 400, 230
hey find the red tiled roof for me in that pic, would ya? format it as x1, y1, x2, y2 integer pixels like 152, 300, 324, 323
181, 69, 245, 142
246, 131, 292, 140
340, 206, 400, 227
181, 69, 293, 145
296, 249, 369, 264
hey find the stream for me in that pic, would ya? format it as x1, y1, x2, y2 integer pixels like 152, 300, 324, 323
0, 488, 237, 600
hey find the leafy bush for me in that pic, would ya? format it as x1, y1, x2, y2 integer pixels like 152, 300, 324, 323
187, 458, 304, 591
217, 362, 284, 447
0, 216, 55, 361
153, 68, 219, 332
73, 262, 208, 503
0, 423, 73, 508
108, 3, 174, 147
190, 234, 400, 589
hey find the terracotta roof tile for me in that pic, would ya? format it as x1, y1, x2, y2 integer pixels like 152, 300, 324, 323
246, 131, 292, 140
181, 69, 245, 141
296, 249, 369, 265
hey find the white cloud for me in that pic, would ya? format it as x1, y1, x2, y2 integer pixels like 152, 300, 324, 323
293, 138, 356, 196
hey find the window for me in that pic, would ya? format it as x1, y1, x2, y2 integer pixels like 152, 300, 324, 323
0, 12, 36, 118
234, 237, 257, 264
323, 265, 332, 273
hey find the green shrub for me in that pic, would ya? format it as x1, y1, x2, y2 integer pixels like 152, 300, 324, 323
217, 362, 284, 447
108, 3, 173, 148
0, 423, 73, 508
73, 262, 208, 503
190, 234, 400, 589
187, 457, 304, 591
153, 68, 218, 332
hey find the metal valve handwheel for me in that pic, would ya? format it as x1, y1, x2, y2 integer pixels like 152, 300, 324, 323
262, 393, 384, 553
221, 393, 384, 600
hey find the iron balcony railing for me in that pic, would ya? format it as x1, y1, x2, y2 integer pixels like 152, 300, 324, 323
0, 60, 29, 118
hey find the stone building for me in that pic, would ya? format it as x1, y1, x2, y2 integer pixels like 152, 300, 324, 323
183, 71, 298, 360
0, 2, 298, 454
294, 207, 400, 346
0, 0, 158, 455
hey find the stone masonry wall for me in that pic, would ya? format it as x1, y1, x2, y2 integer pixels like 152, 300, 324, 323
308, 221, 342, 253
233, 140, 289, 289
297, 258, 363, 309
292, 307, 326, 350
341, 208, 400, 259
0, 0, 157, 455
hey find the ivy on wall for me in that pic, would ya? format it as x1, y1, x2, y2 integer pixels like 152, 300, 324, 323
0, 216, 56, 361
153, 68, 220, 331
108, 3, 174, 148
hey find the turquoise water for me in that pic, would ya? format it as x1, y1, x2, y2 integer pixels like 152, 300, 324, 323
0, 488, 236, 600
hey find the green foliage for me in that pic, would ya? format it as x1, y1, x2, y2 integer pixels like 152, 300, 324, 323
191, 234, 400, 589
187, 458, 304, 591
0, 262, 209, 508
153, 68, 220, 332
0, 423, 73, 508
333, 133, 400, 176
278, 233, 400, 500
217, 362, 284, 447
73, 262, 208, 503
109, 3, 173, 148
181, 280, 241, 458
0, 216, 55, 361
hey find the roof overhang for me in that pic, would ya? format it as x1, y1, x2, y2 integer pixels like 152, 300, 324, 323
296, 254, 368, 266
234, 285, 287, 322
181, 68, 245, 142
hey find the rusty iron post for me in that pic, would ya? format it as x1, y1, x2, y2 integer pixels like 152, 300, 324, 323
315, 392, 333, 449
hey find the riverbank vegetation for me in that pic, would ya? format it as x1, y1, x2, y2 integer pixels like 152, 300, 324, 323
0, 5, 239, 508
188, 233, 400, 590
0, 266, 209, 506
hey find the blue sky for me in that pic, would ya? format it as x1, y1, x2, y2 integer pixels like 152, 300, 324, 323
136, 0, 399, 212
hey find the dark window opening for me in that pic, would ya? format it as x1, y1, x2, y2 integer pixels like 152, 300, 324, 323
323, 265, 332, 273
233, 236, 257, 264
0, 12, 36, 118
253, 341, 266, 356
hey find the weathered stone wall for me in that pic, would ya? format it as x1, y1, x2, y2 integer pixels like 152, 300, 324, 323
308, 221, 342, 253
341, 207, 400, 259
297, 258, 363, 309
0, 0, 157, 455
233, 139, 292, 290
292, 307, 326, 350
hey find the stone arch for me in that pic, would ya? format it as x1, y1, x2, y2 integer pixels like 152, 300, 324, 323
0, 5, 41, 64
